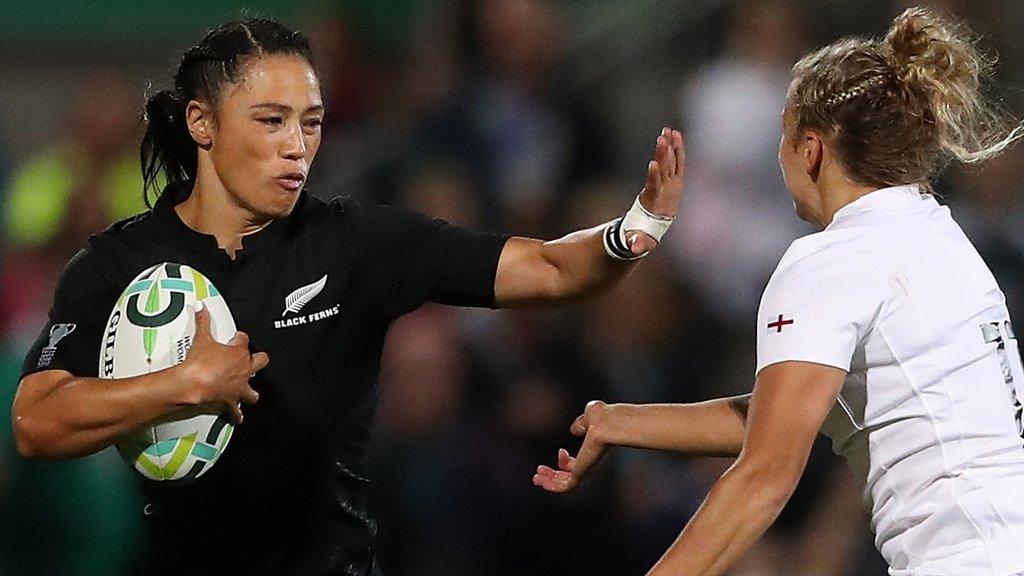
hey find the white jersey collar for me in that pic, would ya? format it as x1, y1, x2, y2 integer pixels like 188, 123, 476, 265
825, 184, 926, 230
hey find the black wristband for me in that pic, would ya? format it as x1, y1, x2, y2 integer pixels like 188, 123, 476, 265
603, 218, 644, 261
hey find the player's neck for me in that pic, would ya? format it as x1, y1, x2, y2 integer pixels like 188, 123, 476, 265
175, 173, 272, 259
816, 171, 878, 227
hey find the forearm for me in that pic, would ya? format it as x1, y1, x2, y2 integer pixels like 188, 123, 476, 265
495, 225, 637, 307
646, 363, 845, 575
542, 223, 639, 301
647, 463, 793, 576
13, 365, 198, 459
597, 397, 749, 457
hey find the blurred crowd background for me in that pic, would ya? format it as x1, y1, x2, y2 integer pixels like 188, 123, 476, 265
1, 0, 1023, 574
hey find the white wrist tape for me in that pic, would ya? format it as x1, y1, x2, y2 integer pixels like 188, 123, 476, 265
620, 194, 674, 247
603, 195, 676, 261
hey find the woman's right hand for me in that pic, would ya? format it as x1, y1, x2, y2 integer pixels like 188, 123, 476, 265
181, 302, 269, 423
533, 400, 613, 493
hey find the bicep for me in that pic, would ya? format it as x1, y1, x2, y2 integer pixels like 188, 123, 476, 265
738, 361, 846, 482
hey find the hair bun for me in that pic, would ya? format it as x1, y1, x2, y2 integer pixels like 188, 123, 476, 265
786, 5, 1022, 190
883, 7, 985, 85
876, 6, 1021, 164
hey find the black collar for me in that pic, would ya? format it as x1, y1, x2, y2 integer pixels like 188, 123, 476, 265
153, 180, 301, 254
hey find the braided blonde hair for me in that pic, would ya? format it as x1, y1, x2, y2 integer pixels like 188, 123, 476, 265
787, 7, 1023, 190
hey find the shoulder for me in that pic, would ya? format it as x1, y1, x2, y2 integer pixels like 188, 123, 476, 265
778, 228, 863, 270
87, 210, 157, 257
756, 230, 892, 374
322, 194, 435, 236
324, 194, 425, 221
52, 240, 122, 305
323, 194, 362, 224
771, 227, 889, 284
60, 209, 164, 291
292, 193, 429, 262
763, 228, 893, 311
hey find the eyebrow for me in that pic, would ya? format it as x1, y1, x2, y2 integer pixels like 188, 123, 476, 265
250, 103, 325, 113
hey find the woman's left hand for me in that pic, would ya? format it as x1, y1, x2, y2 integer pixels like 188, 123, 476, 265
533, 400, 612, 493
629, 127, 686, 256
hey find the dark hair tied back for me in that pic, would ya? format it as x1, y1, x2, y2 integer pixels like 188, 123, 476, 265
140, 17, 315, 206
141, 90, 194, 206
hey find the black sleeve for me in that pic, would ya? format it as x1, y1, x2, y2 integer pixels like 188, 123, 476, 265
19, 244, 119, 380
337, 198, 510, 318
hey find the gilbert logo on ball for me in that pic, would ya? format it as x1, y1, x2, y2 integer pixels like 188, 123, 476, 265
99, 262, 237, 481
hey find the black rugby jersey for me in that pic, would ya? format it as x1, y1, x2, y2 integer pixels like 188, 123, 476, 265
20, 181, 509, 576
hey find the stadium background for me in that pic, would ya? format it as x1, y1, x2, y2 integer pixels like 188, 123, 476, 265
1, 0, 1022, 574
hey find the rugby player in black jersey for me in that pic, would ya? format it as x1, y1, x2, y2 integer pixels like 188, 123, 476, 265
11, 18, 684, 576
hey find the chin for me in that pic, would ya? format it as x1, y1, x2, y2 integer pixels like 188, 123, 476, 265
264, 202, 296, 220
264, 187, 301, 217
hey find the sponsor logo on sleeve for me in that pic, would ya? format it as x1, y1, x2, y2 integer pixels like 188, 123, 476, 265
37, 323, 77, 368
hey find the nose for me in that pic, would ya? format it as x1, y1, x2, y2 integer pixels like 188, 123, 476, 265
280, 123, 306, 160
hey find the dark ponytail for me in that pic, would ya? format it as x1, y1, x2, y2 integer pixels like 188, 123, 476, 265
141, 90, 195, 205
140, 17, 315, 207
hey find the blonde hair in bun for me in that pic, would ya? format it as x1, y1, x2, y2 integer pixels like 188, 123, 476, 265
787, 6, 1022, 190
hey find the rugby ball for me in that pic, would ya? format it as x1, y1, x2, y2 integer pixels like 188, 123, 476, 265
99, 262, 236, 481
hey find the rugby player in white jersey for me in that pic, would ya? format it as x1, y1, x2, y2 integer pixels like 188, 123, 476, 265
534, 7, 1024, 576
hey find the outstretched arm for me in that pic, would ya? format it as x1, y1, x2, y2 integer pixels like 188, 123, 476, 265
494, 128, 684, 308
533, 395, 750, 493
590, 397, 750, 456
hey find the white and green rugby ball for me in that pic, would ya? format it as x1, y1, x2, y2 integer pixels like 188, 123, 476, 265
99, 262, 237, 481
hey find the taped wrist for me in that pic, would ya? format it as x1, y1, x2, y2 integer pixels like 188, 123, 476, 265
621, 194, 674, 245
603, 195, 676, 261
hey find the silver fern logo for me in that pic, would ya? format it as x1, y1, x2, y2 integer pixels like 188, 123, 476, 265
282, 275, 328, 317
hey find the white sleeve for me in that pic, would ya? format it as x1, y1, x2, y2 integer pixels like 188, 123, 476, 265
755, 246, 887, 375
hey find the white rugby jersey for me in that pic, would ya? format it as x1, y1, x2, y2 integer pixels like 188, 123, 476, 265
756, 185, 1024, 576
